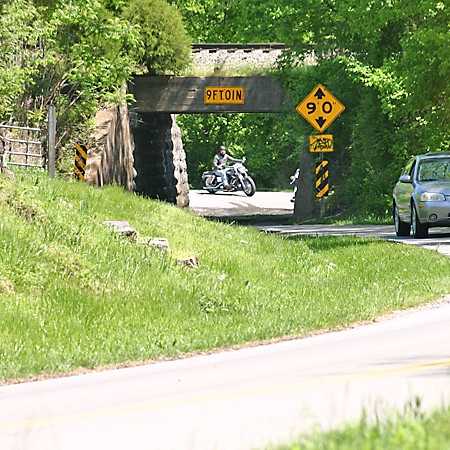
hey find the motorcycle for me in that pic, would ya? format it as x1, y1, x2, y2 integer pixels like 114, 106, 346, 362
201, 158, 256, 196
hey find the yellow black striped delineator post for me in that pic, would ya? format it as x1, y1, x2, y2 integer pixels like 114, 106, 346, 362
315, 160, 329, 198
74, 144, 88, 180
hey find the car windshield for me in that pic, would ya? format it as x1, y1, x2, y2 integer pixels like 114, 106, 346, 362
417, 159, 450, 182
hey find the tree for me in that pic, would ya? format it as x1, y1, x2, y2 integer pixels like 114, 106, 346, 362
0, 0, 49, 123
123, 0, 192, 75
0, 0, 141, 129
0, 0, 196, 170
175, 0, 449, 218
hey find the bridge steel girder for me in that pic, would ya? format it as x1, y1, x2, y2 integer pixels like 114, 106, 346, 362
128, 75, 287, 114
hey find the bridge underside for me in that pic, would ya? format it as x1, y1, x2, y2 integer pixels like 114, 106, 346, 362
128, 75, 287, 114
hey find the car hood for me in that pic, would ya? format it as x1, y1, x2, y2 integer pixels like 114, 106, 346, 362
417, 180, 450, 195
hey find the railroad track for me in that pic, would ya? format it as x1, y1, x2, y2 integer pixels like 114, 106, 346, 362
192, 43, 286, 52
190, 43, 288, 72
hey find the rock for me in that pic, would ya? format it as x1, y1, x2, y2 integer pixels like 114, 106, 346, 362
103, 220, 136, 238
103, 221, 170, 251
148, 238, 169, 251
0, 170, 14, 180
137, 236, 170, 251
177, 256, 200, 268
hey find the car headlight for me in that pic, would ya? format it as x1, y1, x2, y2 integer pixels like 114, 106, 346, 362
420, 192, 445, 202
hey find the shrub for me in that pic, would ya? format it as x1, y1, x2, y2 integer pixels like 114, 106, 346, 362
123, 0, 192, 75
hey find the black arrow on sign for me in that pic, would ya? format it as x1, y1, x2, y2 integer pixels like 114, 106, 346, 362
314, 87, 326, 100
316, 117, 326, 128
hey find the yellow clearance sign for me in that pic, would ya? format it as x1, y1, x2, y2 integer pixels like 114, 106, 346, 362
296, 84, 345, 132
204, 87, 244, 104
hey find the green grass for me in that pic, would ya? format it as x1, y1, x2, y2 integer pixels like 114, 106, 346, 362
271, 403, 450, 450
1, 170, 450, 382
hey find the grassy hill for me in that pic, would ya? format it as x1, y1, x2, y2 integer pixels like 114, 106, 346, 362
1, 170, 450, 383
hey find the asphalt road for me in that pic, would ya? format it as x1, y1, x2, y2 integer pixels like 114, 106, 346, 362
190, 190, 450, 257
256, 224, 450, 257
189, 189, 295, 218
1, 191, 449, 450
1, 303, 449, 450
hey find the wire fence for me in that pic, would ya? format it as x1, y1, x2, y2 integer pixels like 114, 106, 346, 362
0, 124, 46, 169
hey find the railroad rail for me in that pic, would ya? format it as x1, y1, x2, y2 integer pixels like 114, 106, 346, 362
192, 43, 286, 52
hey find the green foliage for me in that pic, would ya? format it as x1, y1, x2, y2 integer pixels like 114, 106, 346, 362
123, 0, 192, 75
100, 0, 128, 12
179, 110, 307, 191
169, 0, 244, 43
170, 0, 339, 45
175, 0, 449, 218
179, 112, 302, 190
274, 404, 450, 450
329, 0, 449, 213
1, 0, 448, 218
0, 1, 47, 122
0, 0, 143, 171
0, 0, 195, 171
46, 0, 143, 152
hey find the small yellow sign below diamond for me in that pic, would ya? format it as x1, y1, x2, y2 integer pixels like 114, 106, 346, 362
309, 135, 333, 152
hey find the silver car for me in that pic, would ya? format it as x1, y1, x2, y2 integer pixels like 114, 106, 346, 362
393, 152, 450, 238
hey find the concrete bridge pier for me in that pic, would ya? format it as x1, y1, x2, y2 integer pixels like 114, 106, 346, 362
131, 112, 189, 208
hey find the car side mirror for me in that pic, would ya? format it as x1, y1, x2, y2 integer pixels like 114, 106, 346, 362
399, 175, 412, 183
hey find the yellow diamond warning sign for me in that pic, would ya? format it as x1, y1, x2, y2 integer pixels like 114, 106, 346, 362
296, 84, 345, 132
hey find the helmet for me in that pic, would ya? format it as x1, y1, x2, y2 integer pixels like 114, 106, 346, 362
219, 145, 227, 152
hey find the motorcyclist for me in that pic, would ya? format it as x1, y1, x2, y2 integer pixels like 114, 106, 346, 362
213, 145, 243, 190
290, 168, 300, 202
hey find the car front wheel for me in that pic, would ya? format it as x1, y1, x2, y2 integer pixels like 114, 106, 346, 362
411, 204, 429, 238
394, 203, 410, 237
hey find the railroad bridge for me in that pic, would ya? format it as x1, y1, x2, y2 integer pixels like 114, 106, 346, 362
87, 44, 288, 207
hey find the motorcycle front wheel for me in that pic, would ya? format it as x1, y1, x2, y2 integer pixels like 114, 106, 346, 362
242, 176, 256, 196
203, 176, 217, 194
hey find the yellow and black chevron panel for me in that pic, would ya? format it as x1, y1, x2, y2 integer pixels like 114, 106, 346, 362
315, 160, 329, 198
74, 144, 88, 180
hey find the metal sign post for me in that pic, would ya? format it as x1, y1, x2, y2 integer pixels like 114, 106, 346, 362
296, 85, 344, 218
48, 106, 56, 178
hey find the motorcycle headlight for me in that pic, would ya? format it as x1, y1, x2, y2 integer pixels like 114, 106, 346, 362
420, 192, 445, 202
